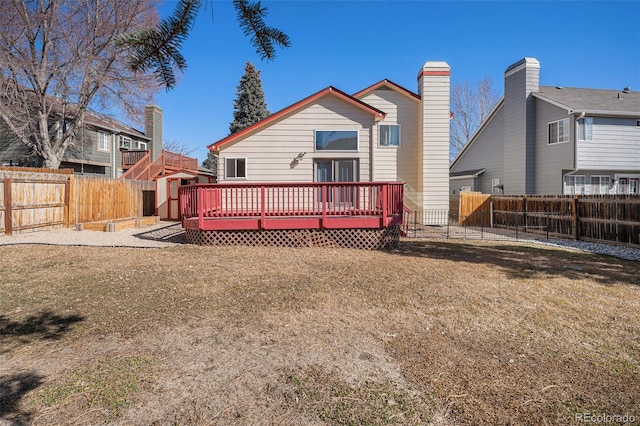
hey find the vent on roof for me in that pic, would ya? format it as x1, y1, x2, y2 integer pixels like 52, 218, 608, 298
623, 87, 631, 93
555, 86, 564, 90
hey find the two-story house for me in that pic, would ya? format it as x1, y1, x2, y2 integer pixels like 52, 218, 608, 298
450, 57, 640, 195
0, 104, 164, 178
209, 61, 452, 219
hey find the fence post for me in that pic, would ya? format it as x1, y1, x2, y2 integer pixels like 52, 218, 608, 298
4, 178, 12, 236
490, 199, 494, 228
413, 210, 417, 238
523, 196, 527, 233
546, 208, 549, 240
572, 195, 580, 240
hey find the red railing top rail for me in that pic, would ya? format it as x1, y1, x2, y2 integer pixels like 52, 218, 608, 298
182, 181, 405, 189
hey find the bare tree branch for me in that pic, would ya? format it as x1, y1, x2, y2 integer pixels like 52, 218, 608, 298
0, 0, 160, 168
450, 77, 500, 160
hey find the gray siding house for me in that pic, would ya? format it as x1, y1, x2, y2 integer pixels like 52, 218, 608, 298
450, 58, 640, 195
0, 104, 163, 178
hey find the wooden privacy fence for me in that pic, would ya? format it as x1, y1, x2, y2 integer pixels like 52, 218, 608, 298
0, 167, 155, 235
71, 175, 155, 224
460, 192, 640, 245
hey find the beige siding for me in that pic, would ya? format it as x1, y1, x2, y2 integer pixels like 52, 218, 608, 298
218, 95, 375, 183
419, 62, 451, 214
358, 89, 420, 188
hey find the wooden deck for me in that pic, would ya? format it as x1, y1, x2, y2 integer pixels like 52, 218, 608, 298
180, 182, 404, 232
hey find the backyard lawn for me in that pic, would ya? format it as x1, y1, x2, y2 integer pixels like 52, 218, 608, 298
1, 240, 638, 425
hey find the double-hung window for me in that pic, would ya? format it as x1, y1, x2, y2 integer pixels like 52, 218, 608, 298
548, 118, 570, 144
98, 132, 110, 151
225, 158, 247, 179
578, 118, 593, 141
379, 124, 400, 147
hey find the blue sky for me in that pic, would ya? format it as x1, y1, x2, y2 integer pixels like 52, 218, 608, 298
153, 0, 640, 163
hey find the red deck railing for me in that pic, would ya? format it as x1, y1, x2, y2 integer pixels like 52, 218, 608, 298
180, 182, 404, 231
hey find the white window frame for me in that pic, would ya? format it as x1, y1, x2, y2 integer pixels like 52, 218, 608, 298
460, 186, 472, 192
314, 130, 359, 152
133, 140, 148, 150
119, 136, 132, 149
98, 132, 110, 152
577, 117, 593, 141
379, 124, 400, 147
491, 178, 501, 194
225, 157, 247, 180
548, 118, 570, 144
590, 175, 610, 195
564, 175, 586, 195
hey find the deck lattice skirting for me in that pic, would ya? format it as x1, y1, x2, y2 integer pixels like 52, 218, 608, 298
185, 226, 401, 250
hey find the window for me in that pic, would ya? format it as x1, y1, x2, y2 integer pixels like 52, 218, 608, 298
132, 140, 148, 150
636, 119, 640, 128
564, 175, 585, 195
590, 175, 610, 194
379, 124, 400, 147
577, 118, 593, 141
315, 130, 358, 151
98, 132, 110, 151
119, 136, 132, 149
548, 118, 570, 144
491, 178, 502, 194
225, 158, 246, 179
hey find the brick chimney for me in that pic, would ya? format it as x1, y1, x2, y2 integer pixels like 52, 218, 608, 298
418, 61, 450, 222
144, 104, 163, 161
503, 58, 539, 194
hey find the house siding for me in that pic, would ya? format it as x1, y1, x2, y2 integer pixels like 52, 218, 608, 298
217, 95, 375, 183
534, 102, 574, 194
577, 117, 640, 171
0, 121, 33, 165
503, 59, 539, 195
357, 88, 420, 194
419, 62, 451, 214
450, 105, 505, 194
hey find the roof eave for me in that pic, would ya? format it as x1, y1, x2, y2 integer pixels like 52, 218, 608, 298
209, 86, 386, 152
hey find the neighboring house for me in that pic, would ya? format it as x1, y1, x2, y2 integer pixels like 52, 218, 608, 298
208, 61, 451, 216
450, 57, 640, 195
0, 103, 164, 178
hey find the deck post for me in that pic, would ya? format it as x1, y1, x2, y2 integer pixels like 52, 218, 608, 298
321, 185, 327, 228
381, 184, 388, 227
198, 185, 204, 230
261, 185, 266, 229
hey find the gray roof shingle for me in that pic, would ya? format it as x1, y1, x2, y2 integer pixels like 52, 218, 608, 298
534, 86, 640, 115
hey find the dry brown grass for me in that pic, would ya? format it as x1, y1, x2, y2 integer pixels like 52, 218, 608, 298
0, 239, 638, 425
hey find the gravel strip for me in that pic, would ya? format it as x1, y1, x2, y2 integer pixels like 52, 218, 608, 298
529, 238, 640, 262
0, 222, 186, 248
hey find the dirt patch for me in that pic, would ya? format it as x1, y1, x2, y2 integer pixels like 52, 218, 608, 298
0, 240, 638, 424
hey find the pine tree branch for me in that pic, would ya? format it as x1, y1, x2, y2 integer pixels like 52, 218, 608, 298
233, 0, 291, 60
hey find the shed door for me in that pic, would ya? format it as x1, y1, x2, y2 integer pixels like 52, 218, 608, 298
167, 178, 196, 220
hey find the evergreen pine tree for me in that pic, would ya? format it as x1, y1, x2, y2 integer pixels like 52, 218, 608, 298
202, 150, 218, 174
229, 62, 271, 134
